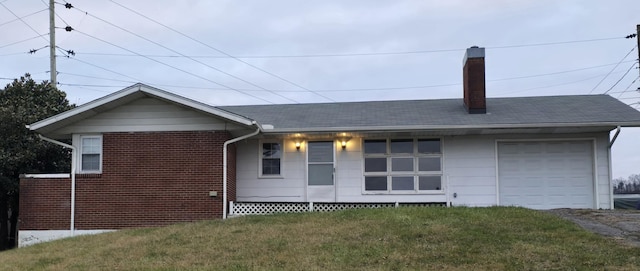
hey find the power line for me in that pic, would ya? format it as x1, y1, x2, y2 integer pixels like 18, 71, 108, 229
616, 75, 640, 98
618, 96, 640, 100
44, 0, 70, 26
0, 34, 48, 49
57, 71, 138, 84
486, 37, 623, 50
68, 5, 300, 104
0, 2, 49, 44
589, 46, 636, 94
498, 72, 614, 96
58, 51, 157, 84
54, 59, 637, 94
603, 62, 638, 94
70, 36, 627, 60
72, 29, 279, 104
106, 0, 335, 102
488, 60, 637, 82
0, 7, 47, 28
0, 51, 26, 56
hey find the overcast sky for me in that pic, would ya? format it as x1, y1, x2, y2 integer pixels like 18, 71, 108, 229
1, 0, 639, 179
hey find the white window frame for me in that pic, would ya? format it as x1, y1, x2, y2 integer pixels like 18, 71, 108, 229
258, 140, 284, 178
363, 138, 443, 194
78, 135, 103, 173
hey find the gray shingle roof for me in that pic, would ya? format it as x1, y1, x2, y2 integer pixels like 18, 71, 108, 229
220, 95, 640, 132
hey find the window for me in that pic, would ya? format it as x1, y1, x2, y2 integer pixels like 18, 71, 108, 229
260, 141, 282, 177
80, 135, 102, 173
363, 138, 442, 193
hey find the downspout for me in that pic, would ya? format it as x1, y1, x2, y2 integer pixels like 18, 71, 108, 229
223, 121, 262, 219
607, 126, 621, 209
36, 133, 77, 236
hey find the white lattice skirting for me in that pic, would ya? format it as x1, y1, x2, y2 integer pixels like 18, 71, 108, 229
229, 202, 446, 216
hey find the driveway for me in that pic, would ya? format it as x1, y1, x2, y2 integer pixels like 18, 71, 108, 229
545, 209, 640, 248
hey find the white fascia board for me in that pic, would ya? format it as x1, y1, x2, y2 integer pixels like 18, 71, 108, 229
262, 122, 640, 133
29, 83, 254, 131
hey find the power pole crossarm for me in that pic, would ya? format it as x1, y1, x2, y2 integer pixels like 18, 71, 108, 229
49, 0, 56, 86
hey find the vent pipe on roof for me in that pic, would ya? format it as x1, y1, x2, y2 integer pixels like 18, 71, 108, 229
463, 46, 486, 114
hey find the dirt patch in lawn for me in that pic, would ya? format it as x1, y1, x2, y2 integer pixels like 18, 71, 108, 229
546, 209, 640, 247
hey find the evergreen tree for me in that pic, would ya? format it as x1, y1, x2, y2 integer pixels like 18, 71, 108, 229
0, 74, 74, 250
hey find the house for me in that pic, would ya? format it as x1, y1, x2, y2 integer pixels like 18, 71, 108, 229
18, 47, 640, 246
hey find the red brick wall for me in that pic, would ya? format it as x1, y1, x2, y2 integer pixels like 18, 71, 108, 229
19, 178, 71, 230
19, 131, 237, 230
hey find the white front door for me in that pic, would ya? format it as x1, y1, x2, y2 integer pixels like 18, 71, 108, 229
307, 141, 335, 202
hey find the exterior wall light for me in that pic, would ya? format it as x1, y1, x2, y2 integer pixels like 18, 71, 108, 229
341, 140, 347, 149
295, 141, 301, 150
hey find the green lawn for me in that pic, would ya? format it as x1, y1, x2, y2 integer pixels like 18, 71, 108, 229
1, 207, 638, 270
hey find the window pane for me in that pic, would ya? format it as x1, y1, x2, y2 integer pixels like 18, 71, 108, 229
392, 176, 414, 190
390, 139, 413, 153
419, 157, 441, 171
418, 139, 441, 153
419, 176, 441, 190
262, 143, 281, 159
364, 140, 386, 154
308, 164, 333, 185
308, 142, 333, 162
365, 177, 387, 191
364, 158, 386, 172
262, 158, 281, 175
82, 154, 100, 171
391, 157, 413, 172
82, 137, 101, 154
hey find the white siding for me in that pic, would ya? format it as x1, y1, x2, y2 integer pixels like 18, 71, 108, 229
595, 134, 612, 209
235, 132, 612, 208
236, 139, 306, 202
445, 136, 498, 207
54, 97, 245, 134
446, 133, 611, 208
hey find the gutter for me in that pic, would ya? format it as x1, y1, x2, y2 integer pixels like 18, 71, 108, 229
34, 133, 77, 236
261, 122, 640, 134
222, 121, 262, 219
607, 126, 622, 209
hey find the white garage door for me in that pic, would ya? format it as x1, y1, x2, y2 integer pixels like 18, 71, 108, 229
498, 141, 594, 209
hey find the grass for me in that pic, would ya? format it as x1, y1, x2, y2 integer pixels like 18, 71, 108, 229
1, 207, 639, 270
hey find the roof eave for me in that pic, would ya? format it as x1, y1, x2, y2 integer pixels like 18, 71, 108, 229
261, 122, 640, 133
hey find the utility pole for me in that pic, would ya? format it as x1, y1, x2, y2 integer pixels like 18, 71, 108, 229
49, 0, 56, 86
637, 24, 640, 78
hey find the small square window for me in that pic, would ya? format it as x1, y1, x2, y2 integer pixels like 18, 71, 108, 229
390, 139, 413, 154
419, 157, 441, 172
365, 176, 387, 191
419, 176, 441, 190
364, 140, 386, 154
392, 176, 414, 190
418, 139, 441, 153
364, 158, 387, 172
391, 157, 413, 172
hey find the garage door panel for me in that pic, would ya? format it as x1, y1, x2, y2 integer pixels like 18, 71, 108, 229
498, 141, 594, 209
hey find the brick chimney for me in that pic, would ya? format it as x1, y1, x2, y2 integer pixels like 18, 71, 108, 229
463, 46, 486, 114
